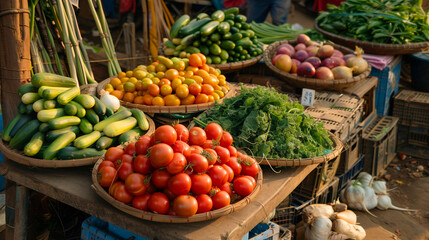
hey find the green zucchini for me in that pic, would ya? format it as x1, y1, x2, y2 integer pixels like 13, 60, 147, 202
170, 14, 190, 39
79, 118, 93, 134
196, 12, 209, 20
32, 99, 45, 113
93, 109, 132, 131
86, 109, 99, 125
180, 33, 199, 47
117, 106, 128, 112
38, 122, 50, 133
211, 10, 225, 22
92, 96, 106, 117
118, 128, 144, 144
57, 86, 80, 105
200, 21, 220, 36
178, 18, 211, 37
164, 40, 176, 49
48, 116, 81, 130
68, 101, 86, 118
31, 72, 77, 88
37, 108, 65, 122
43, 132, 76, 160
74, 131, 101, 149
217, 22, 230, 34
223, 7, 239, 15
46, 126, 80, 142
18, 83, 37, 97
236, 37, 253, 48
56, 147, 106, 160
9, 114, 33, 138
64, 103, 77, 116
18, 102, 27, 114
230, 32, 243, 42
73, 94, 95, 109
43, 100, 59, 109
9, 119, 40, 150
220, 40, 235, 50
130, 109, 149, 131
24, 132, 44, 156
22, 92, 40, 105
2, 113, 22, 142
103, 117, 137, 137
184, 46, 200, 54
38, 86, 70, 99
25, 104, 35, 115
235, 14, 247, 23
95, 136, 116, 150
105, 106, 114, 117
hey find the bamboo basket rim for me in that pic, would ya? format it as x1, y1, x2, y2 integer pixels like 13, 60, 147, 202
209, 54, 263, 73
0, 114, 155, 168
97, 78, 237, 114
263, 40, 371, 90
91, 158, 263, 223
314, 22, 429, 55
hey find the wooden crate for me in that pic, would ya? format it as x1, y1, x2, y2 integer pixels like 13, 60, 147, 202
393, 89, 429, 128
342, 77, 377, 124
336, 127, 363, 175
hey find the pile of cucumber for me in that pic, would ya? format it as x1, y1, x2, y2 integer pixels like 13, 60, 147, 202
164, 7, 263, 64
2, 73, 150, 160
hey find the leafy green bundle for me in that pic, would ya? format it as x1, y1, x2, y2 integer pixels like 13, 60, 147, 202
200, 85, 333, 159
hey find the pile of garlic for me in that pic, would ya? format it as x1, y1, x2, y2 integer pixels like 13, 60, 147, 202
297, 203, 366, 240
340, 172, 415, 216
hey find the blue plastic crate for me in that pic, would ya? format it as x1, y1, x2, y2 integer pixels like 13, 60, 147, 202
369, 56, 402, 116
336, 154, 365, 191
242, 222, 280, 240
0, 113, 4, 191
81, 216, 148, 240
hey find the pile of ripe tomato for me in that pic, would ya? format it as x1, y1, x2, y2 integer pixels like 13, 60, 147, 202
96, 122, 260, 218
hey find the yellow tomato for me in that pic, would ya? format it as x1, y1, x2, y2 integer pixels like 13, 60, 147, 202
156, 63, 167, 72
117, 72, 127, 78
104, 83, 114, 93
152, 96, 165, 106
175, 84, 189, 99
126, 70, 134, 78
171, 78, 182, 91
186, 66, 199, 73
156, 71, 165, 79
181, 94, 195, 105
212, 92, 220, 101
164, 94, 181, 106
123, 92, 135, 102
143, 94, 154, 105
183, 78, 196, 86
160, 84, 173, 96
173, 61, 186, 71
141, 78, 153, 90
133, 70, 147, 80
116, 84, 124, 91
128, 77, 138, 84
165, 69, 179, 81
191, 76, 204, 84
184, 71, 194, 78
120, 77, 129, 83
109, 78, 121, 89
151, 77, 160, 85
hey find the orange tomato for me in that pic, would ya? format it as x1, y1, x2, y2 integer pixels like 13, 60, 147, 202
208, 67, 218, 76
152, 96, 165, 106
191, 76, 204, 84
199, 64, 209, 72
126, 70, 134, 78
152, 77, 160, 85
160, 84, 173, 96
188, 83, 202, 96
181, 94, 195, 105
116, 84, 124, 91
148, 84, 160, 97
143, 94, 154, 105
186, 66, 199, 73
141, 78, 153, 90
196, 53, 207, 65
184, 71, 194, 78
171, 78, 182, 91
135, 81, 144, 91
120, 77, 129, 83
179, 71, 185, 77
189, 54, 204, 68
134, 96, 145, 104
104, 83, 114, 93
175, 84, 189, 99
156, 63, 167, 72
111, 90, 124, 100
146, 65, 156, 73
214, 90, 224, 98
123, 92, 135, 102
218, 75, 226, 86
195, 94, 209, 104
110, 78, 122, 89
159, 78, 171, 86
212, 92, 220, 101
165, 69, 179, 81
117, 72, 127, 78
214, 85, 222, 91
164, 94, 181, 106
173, 61, 186, 71
201, 84, 214, 95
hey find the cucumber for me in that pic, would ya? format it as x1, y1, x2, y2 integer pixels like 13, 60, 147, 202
221, 40, 235, 50
1, 113, 22, 142
199, 45, 210, 56
200, 21, 219, 36
46, 126, 80, 142
184, 46, 200, 54
103, 117, 137, 137
118, 128, 144, 144
79, 118, 93, 134
9, 114, 33, 138
94, 110, 132, 131
21, 92, 40, 104
236, 37, 253, 48
223, 7, 239, 15
18, 102, 27, 114
180, 33, 199, 47
38, 86, 70, 99
31, 72, 77, 88
209, 44, 222, 55
224, 13, 235, 21
196, 12, 209, 20
18, 83, 37, 97
48, 116, 81, 130
43, 132, 76, 160
86, 109, 99, 125
130, 109, 149, 131
37, 108, 65, 122
230, 32, 243, 42
9, 119, 40, 150
43, 100, 59, 109
178, 18, 211, 37
68, 101, 86, 118
95, 136, 116, 150
164, 40, 176, 49
38, 122, 50, 133
74, 131, 101, 149
64, 103, 77, 116
211, 10, 225, 22
105, 107, 114, 117
57, 86, 80, 105
92, 96, 106, 117
23, 132, 44, 156
33, 99, 45, 113
25, 104, 35, 115
73, 94, 95, 109
170, 14, 190, 39
57, 147, 106, 160
235, 14, 247, 23
217, 22, 230, 34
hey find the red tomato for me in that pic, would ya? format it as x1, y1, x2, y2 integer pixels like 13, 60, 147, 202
148, 192, 169, 214
204, 122, 223, 141
133, 155, 153, 175
188, 127, 207, 146
208, 165, 228, 187
136, 135, 151, 155
154, 125, 177, 145
226, 157, 242, 176
202, 148, 218, 165
132, 193, 151, 210
236, 151, 247, 160
168, 173, 192, 196
113, 182, 133, 204
173, 195, 198, 217
124, 142, 136, 155
118, 162, 134, 181
214, 146, 230, 164
233, 176, 255, 197
149, 143, 174, 168
242, 175, 256, 189
114, 154, 133, 169
105, 147, 124, 162
109, 181, 122, 196
227, 146, 237, 157
201, 139, 215, 149
187, 154, 209, 173
222, 164, 234, 182
151, 169, 171, 189
189, 145, 204, 155
163, 188, 177, 201
212, 191, 231, 209
219, 182, 233, 196
171, 140, 191, 157
166, 153, 187, 175
98, 160, 115, 171
241, 157, 259, 177
98, 166, 118, 188
196, 194, 213, 213
174, 124, 189, 142
125, 173, 149, 196
191, 173, 212, 195
219, 131, 233, 147
146, 183, 158, 194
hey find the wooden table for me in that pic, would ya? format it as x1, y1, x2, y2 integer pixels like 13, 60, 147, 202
0, 159, 316, 239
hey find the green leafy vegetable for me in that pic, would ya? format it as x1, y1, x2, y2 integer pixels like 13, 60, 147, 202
200, 85, 333, 159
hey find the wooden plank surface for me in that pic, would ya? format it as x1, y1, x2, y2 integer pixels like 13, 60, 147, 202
1, 160, 316, 239
343, 77, 378, 98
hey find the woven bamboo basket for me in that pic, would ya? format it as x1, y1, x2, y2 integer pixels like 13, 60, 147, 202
97, 77, 237, 114
0, 114, 155, 168
91, 158, 263, 223
314, 23, 429, 55
80, 83, 98, 96
263, 40, 371, 90
209, 54, 263, 73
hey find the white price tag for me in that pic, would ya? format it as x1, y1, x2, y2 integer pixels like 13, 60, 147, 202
301, 88, 315, 107
70, 0, 79, 7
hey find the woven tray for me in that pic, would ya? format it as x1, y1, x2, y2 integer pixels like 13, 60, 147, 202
314, 23, 429, 55
91, 158, 263, 223
97, 77, 237, 114
209, 55, 263, 73
80, 83, 98, 96
0, 114, 156, 168
263, 40, 371, 90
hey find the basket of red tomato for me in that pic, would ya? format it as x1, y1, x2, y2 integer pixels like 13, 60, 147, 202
92, 122, 262, 223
